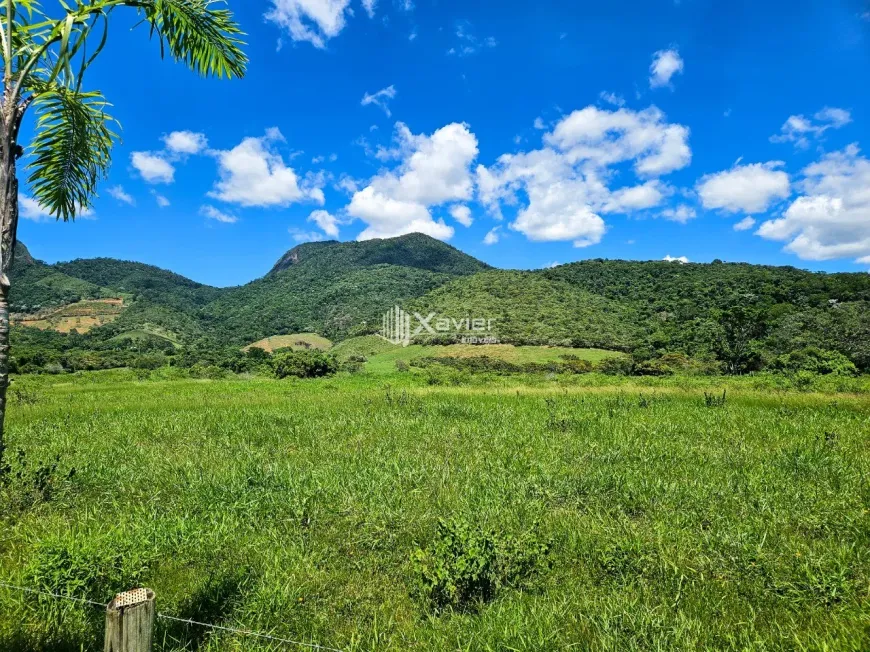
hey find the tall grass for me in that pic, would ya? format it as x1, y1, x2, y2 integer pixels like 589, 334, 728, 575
1, 373, 868, 650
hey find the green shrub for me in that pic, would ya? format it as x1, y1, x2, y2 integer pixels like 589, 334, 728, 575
272, 350, 339, 379
704, 390, 727, 408
414, 355, 597, 376
559, 358, 595, 374
132, 353, 166, 370
635, 352, 721, 376
791, 370, 818, 391
149, 366, 191, 381
0, 448, 76, 512
341, 359, 364, 373
597, 356, 634, 376
412, 517, 552, 612
423, 366, 468, 386
772, 347, 858, 376
189, 363, 228, 380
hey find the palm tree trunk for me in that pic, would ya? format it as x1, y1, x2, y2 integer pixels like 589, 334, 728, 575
0, 133, 20, 475
0, 280, 9, 473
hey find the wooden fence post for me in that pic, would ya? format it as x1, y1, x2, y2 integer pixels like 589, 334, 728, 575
104, 588, 155, 652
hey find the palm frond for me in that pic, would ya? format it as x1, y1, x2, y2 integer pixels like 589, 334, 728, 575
140, 0, 247, 78
26, 86, 117, 221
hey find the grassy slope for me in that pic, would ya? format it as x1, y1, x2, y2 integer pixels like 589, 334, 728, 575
330, 335, 399, 359
2, 375, 868, 650
244, 333, 333, 352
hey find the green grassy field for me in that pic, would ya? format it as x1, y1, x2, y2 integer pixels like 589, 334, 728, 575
1, 373, 869, 651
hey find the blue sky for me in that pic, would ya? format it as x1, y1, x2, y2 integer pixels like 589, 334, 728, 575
16, 0, 870, 287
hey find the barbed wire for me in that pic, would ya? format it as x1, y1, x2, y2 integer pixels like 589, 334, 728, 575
0, 580, 347, 652
0, 580, 107, 609
157, 613, 346, 652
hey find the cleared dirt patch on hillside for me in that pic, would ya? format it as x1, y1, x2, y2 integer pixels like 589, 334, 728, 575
13, 298, 125, 334
243, 333, 333, 352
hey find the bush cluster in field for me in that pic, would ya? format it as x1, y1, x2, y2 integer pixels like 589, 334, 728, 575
404, 352, 866, 394
412, 517, 552, 611
408, 351, 725, 377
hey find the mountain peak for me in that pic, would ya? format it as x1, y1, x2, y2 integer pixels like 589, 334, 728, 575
269, 239, 339, 273
13, 241, 36, 267
268, 233, 489, 276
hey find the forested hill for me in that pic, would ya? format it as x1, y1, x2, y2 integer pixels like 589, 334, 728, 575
543, 259, 870, 311
8, 242, 221, 313
9, 242, 111, 312
7, 233, 492, 347
7, 233, 870, 373
403, 258, 870, 369
53, 258, 222, 311
203, 233, 491, 343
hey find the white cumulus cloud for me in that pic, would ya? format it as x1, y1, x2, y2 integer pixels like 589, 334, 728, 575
200, 205, 238, 224
290, 229, 325, 243
346, 121, 479, 240
545, 105, 691, 176
771, 107, 852, 149
599, 91, 625, 107
483, 226, 501, 245
308, 209, 340, 237
107, 185, 135, 206
265, 0, 353, 49
163, 131, 208, 155
208, 129, 324, 208
19, 194, 94, 221
131, 152, 175, 184
659, 204, 696, 223
734, 216, 756, 231
604, 181, 668, 213
151, 191, 170, 208
756, 144, 870, 262
449, 204, 473, 227
477, 104, 691, 247
696, 162, 790, 214
649, 48, 684, 89
663, 254, 689, 263
361, 85, 397, 117
19, 195, 49, 221
334, 174, 362, 194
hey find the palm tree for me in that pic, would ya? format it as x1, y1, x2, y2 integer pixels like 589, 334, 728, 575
0, 0, 247, 471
